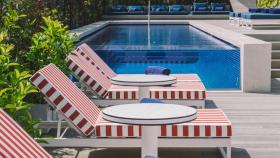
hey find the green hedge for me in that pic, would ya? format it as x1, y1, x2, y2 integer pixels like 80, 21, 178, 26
257, 0, 280, 8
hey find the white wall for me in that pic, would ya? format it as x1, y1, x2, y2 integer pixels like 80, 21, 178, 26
190, 21, 271, 92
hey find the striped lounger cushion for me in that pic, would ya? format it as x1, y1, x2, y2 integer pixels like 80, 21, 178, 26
67, 54, 111, 98
150, 82, 206, 100
106, 84, 139, 100
95, 109, 232, 138
171, 74, 201, 82
77, 43, 117, 78
74, 44, 204, 83
67, 54, 139, 100
0, 109, 52, 158
30, 64, 100, 137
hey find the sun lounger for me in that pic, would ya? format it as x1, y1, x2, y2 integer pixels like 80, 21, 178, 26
210, 3, 229, 15
150, 5, 169, 15
74, 43, 202, 82
110, 4, 127, 14
191, 2, 211, 15
67, 49, 206, 108
0, 109, 52, 158
30, 63, 232, 158
242, 13, 280, 29
127, 5, 146, 14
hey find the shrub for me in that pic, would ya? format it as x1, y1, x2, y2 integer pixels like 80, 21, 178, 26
0, 32, 42, 139
27, 16, 76, 74
257, 0, 280, 8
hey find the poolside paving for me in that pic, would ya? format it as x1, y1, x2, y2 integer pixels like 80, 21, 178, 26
45, 79, 280, 158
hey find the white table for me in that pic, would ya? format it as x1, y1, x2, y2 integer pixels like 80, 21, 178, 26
111, 74, 176, 100
102, 103, 197, 158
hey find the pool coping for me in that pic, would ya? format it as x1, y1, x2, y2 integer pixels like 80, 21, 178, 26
71, 20, 271, 93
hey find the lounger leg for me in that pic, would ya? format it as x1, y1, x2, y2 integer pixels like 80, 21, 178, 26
227, 146, 231, 158
56, 114, 63, 138
218, 146, 231, 158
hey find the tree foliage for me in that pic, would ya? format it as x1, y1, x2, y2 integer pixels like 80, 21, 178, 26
257, 0, 280, 8
27, 17, 76, 74
0, 32, 43, 140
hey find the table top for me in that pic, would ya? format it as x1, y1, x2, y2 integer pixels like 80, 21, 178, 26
111, 74, 176, 86
102, 103, 197, 125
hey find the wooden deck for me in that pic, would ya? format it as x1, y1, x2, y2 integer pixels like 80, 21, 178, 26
46, 79, 280, 158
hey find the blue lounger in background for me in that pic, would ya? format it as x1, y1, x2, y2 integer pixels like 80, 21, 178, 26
243, 13, 280, 19
210, 3, 229, 14
269, 7, 280, 14
150, 5, 169, 14
127, 5, 145, 14
110, 5, 127, 14
168, 5, 189, 14
191, 2, 211, 15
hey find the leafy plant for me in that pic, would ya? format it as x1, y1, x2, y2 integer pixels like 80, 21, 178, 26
27, 16, 76, 74
257, 0, 280, 8
0, 32, 42, 139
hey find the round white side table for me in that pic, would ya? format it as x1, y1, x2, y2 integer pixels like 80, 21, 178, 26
102, 103, 197, 158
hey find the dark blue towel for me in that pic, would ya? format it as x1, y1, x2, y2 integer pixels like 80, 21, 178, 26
140, 98, 164, 104
145, 66, 171, 75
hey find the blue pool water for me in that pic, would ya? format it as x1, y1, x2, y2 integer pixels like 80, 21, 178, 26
82, 25, 240, 90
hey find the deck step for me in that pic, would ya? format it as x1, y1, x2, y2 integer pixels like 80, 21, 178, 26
272, 59, 280, 69
271, 41, 280, 50
272, 69, 280, 78
272, 50, 280, 59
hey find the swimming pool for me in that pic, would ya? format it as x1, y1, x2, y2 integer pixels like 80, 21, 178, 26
81, 24, 240, 90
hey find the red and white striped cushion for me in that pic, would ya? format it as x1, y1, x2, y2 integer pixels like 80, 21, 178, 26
76, 44, 203, 82
95, 109, 232, 138
30, 64, 100, 137
171, 74, 201, 82
76, 44, 117, 78
150, 82, 206, 100
67, 54, 111, 98
106, 84, 139, 100
0, 109, 52, 158
67, 54, 140, 100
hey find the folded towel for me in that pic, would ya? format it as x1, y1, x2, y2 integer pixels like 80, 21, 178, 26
145, 66, 171, 75
140, 98, 164, 104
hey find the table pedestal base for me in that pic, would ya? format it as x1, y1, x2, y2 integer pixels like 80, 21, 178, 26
139, 87, 150, 101
141, 126, 159, 158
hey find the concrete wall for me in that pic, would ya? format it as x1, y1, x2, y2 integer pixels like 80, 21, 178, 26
229, 0, 248, 12
190, 21, 271, 93
238, 0, 256, 8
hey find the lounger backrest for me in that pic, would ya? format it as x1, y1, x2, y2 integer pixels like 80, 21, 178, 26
77, 43, 117, 78
0, 109, 52, 158
30, 64, 100, 137
66, 54, 111, 98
